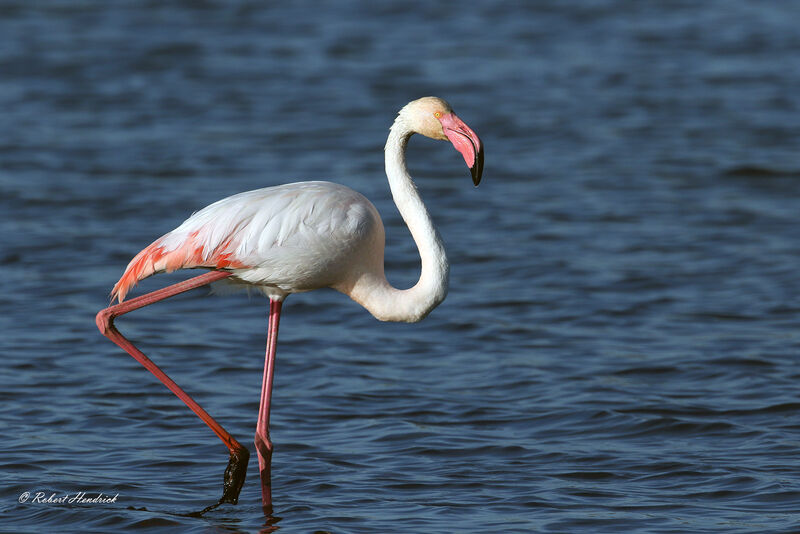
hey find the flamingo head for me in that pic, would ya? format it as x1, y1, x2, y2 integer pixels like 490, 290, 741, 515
399, 96, 484, 186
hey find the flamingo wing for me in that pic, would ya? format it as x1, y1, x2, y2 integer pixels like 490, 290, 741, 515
112, 181, 383, 303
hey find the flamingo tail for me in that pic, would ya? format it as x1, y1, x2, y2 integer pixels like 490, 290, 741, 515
111, 235, 245, 303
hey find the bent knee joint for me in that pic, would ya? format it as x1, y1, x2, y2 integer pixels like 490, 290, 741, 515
95, 308, 116, 334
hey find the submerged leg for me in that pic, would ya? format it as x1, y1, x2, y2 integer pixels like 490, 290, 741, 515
254, 299, 283, 513
95, 271, 250, 509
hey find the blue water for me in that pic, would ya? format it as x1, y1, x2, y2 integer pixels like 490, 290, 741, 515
2, 1, 800, 532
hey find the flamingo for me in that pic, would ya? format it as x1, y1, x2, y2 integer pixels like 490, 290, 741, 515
95, 96, 484, 513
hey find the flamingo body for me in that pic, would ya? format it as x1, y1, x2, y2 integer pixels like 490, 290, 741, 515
113, 181, 385, 304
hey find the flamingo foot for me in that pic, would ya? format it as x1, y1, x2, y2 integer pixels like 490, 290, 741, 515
192, 447, 250, 516
221, 446, 250, 505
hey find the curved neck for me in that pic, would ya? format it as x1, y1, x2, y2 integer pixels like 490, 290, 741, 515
351, 119, 449, 322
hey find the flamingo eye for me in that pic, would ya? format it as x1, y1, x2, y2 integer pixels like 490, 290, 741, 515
433, 111, 443, 119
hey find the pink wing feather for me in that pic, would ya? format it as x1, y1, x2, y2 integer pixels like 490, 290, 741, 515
111, 231, 246, 303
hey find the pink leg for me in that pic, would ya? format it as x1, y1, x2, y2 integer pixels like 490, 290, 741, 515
254, 299, 282, 512
95, 271, 250, 510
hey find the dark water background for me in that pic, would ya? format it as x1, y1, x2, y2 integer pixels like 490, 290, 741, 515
2, 1, 799, 532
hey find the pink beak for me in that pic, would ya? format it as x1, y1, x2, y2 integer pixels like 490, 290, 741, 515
438, 113, 484, 186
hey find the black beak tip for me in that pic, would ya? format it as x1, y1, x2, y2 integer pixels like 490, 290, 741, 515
471, 167, 481, 186
470, 145, 484, 186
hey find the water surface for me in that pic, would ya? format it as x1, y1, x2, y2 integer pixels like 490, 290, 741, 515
1, 2, 799, 532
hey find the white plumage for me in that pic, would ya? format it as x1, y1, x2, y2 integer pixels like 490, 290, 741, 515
162, 182, 383, 297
